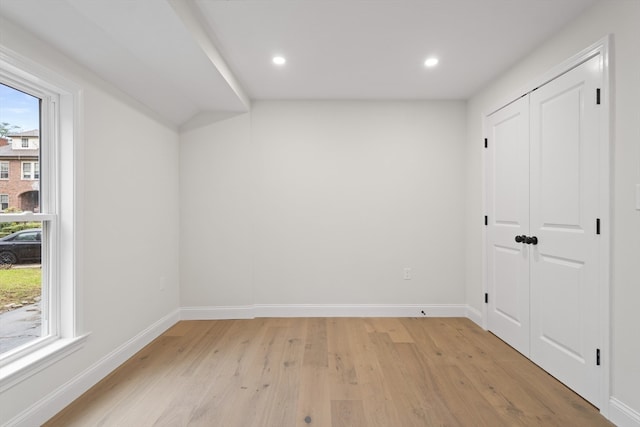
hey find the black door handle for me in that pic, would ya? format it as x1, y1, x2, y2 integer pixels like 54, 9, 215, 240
516, 235, 539, 245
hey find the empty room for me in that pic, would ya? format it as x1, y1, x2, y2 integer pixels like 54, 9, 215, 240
0, 0, 638, 426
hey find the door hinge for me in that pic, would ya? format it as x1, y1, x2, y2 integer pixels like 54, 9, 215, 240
596, 88, 601, 105
596, 218, 601, 235
484, 293, 488, 304
484, 138, 488, 148
596, 348, 601, 366
484, 215, 488, 226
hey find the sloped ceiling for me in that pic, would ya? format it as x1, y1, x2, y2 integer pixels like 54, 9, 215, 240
0, 0, 597, 128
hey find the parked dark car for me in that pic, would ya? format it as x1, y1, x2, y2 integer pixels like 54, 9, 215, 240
0, 229, 42, 264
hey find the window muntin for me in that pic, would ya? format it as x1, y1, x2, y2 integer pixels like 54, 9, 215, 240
0, 195, 7, 211
21, 138, 28, 148
0, 162, 8, 179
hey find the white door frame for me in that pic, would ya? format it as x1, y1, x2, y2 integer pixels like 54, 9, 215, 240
481, 35, 611, 415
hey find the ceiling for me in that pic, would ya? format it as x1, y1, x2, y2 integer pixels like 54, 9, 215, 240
0, 0, 597, 128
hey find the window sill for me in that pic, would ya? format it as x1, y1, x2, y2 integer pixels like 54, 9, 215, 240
0, 334, 89, 392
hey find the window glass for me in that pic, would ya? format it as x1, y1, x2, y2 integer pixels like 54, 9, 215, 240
0, 221, 43, 354
0, 82, 44, 356
22, 162, 30, 179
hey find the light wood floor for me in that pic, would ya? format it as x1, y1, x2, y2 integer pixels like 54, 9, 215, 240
45, 318, 612, 426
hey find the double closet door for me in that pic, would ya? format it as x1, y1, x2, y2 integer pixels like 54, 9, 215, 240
486, 55, 602, 406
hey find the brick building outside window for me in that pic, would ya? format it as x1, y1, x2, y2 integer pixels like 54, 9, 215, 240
0, 130, 40, 212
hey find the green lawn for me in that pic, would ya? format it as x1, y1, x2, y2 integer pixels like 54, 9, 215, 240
0, 268, 41, 311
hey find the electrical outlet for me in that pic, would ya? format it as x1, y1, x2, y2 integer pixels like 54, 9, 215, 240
403, 268, 411, 280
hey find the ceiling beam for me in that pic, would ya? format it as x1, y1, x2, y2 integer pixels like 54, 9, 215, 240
167, 0, 251, 111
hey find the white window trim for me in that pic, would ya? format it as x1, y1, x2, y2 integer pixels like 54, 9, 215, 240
0, 44, 86, 390
0, 194, 8, 210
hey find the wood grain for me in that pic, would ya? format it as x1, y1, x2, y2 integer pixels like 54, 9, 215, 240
44, 318, 612, 426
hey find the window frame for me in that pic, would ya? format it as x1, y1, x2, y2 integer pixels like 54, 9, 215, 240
0, 45, 86, 391
21, 160, 39, 180
21, 138, 29, 148
0, 161, 8, 179
21, 161, 30, 179
0, 194, 8, 210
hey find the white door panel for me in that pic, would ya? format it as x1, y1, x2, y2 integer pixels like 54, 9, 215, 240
530, 55, 601, 405
486, 96, 530, 357
492, 245, 528, 325
536, 255, 586, 360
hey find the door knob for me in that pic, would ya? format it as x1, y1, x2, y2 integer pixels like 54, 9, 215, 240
516, 235, 539, 244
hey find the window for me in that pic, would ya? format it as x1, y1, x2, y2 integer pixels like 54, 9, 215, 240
13, 230, 40, 242
0, 47, 84, 389
21, 138, 29, 148
21, 161, 30, 179
0, 161, 8, 179
21, 161, 39, 180
0, 195, 7, 211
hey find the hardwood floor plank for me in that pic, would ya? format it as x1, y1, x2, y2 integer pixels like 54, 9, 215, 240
295, 365, 331, 427
302, 317, 328, 368
331, 400, 367, 427
327, 319, 362, 401
296, 318, 331, 426
365, 317, 415, 343
44, 318, 612, 427
247, 321, 306, 427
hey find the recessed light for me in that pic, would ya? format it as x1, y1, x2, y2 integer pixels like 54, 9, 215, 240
272, 56, 286, 65
424, 57, 439, 67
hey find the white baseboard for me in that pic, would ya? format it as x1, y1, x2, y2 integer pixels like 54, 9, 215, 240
256, 304, 467, 317
609, 397, 640, 427
180, 304, 469, 319
181, 305, 255, 320
7, 309, 180, 427
466, 305, 483, 327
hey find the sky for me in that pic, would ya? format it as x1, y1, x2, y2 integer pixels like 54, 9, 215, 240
0, 83, 40, 133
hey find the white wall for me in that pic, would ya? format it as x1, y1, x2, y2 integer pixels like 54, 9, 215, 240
180, 101, 468, 310
180, 113, 253, 307
465, 0, 640, 419
253, 101, 467, 305
0, 19, 181, 424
